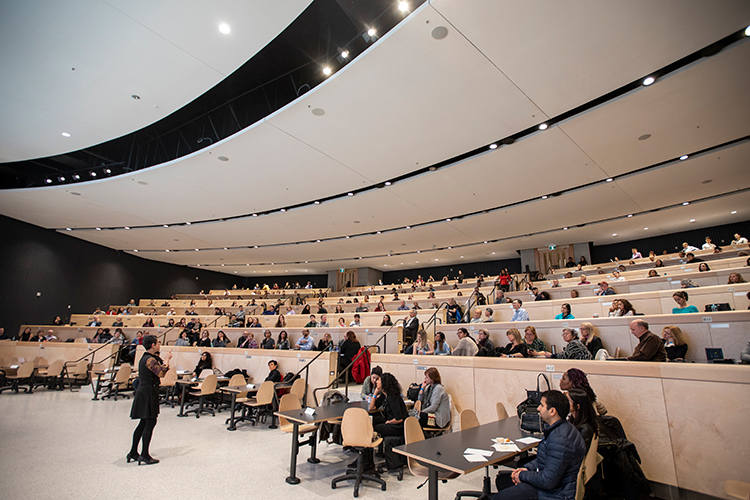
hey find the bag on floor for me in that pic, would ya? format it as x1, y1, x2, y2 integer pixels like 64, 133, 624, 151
516, 373, 550, 434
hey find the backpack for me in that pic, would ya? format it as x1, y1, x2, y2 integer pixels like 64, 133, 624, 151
351, 347, 371, 384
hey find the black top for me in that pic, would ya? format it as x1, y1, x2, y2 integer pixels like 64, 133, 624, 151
339, 339, 361, 368
317, 339, 333, 351
379, 393, 408, 422
193, 358, 212, 376
584, 336, 604, 357
130, 352, 165, 419
503, 343, 528, 357
196, 338, 211, 347
261, 337, 275, 349
664, 342, 688, 361
575, 421, 596, 451
265, 368, 282, 382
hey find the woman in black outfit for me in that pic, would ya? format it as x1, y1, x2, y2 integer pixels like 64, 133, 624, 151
338, 330, 361, 381
498, 329, 529, 357
365, 372, 408, 471
566, 388, 598, 451
192, 351, 212, 378
317, 333, 333, 351
128, 335, 171, 465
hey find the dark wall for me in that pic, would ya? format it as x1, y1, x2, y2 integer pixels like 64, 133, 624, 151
382, 258, 522, 286
0, 215, 325, 334
590, 220, 750, 263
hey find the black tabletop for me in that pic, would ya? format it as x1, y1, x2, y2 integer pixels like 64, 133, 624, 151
394, 417, 539, 475
275, 400, 369, 425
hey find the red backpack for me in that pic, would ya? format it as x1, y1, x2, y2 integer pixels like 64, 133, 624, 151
351, 347, 371, 384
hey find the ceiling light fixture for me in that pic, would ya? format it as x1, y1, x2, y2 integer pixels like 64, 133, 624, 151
745, 25, 750, 37
124, 226, 130, 230
314, 201, 320, 205
406, 226, 411, 229
252, 213, 257, 217
45, 178, 52, 184
612, 233, 617, 236
90, 172, 97, 177
66, 227, 72, 231
683, 202, 689, 206
96, 227, 101, 231
104, 169, 111, 174
165, 249, 170, 252
384, 181, 392, 186
367, 28, 376, 37
644, 227, 649, 230
398, 1, 409, 12
679, 155, 689, 160
219, 23, 230, 34
731, 210, 737, 214
133, 249, 138, 252
163, 224, 168, 228
538, 123, 548, 131
446, 218, 451, 222
185, 221, 191, 225
627, 214, 633, 218
690, 219, 696, 222
563, 227, 568, 230
195, 249, 199, 252
341, 50, 349, 59
73, 174, 80, 180
59, 176, 65, 182
605, 178, 613, 182
61, 132, 71, 137
541, 195, 548, 200
322, 66, 332, 76
489, 143, 498, 150
345, 236, 350, 239
643, 76, 656, 86
347, 192, 354, 196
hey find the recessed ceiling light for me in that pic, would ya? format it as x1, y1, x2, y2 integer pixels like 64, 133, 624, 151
246, 264, 250, 266
317, 239, 321, 242
133, 249, 138, 252
224, 247, 228, 250
163, 224, 168, 228
745, 25, 750, 37
104, 169, 111, 174
643, 76, 655, 86
376, 232, 381, 235
460, 256, 464, 259
538, 123, 548, 131
690, 219, 696, 222
341, 50, 349, 59
72, 174, 80, 180
367, 28, 376, 37
185, 221, 191, 225
345, 236, 350, 239
96, 227, 101, 231
280, 208, 286, 212
406, 226, 411, 229
59, 176, 65, 182
446, 218, 451, 222
221, 264, 225, 267
90, 172, 97, 177
417, 250, 421, 253
483, 241, 488, 244
731, 210, 737, 214
65, 227, 71, 231
195, 249, 199, 252
683, 202, 689, 206
314, 201, 320, 205
644, 227, 649, 230
679, 155, 689, 161
627, 214, 633, 218
219, 23, 230, 35
448, 246, 452, 249
398, 1, 409, 12
252, 213, 257, 217
489, 144, 498, 150
45, 178, 52, 184
165, 249, 170, 252
541, 196, 547, 200
612, 233, 617, 236
563, 227, 568, 230
384, 181, 392, 186
491, 252, 496, 255
254, 245, 259, 248
322, 66, 332, 76
61, 132, 71, 137
435, 259, 439, 261
305, 261, 308, 263
605, 178, 613, 182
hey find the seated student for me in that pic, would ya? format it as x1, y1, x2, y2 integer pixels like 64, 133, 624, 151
275, 315, 287, 328
447, 298, 461, 323
510, 299, 530, 322
476, 329, 495, 356
260, 330, 275, 349
498, 328, 529, 358
662, 325, 688, 361
491, 390, 585, 500
432, 331, 452, 355
417, 367, 450, 429
741, 340, 750, 364
349, 314, 362, 327
276, 331, 290, 350
578, 275, 591, 285
363, 372, 408, 473
212, 330, 229, 347
237, 331, 257, 349
380, 314, 393, 326
452, 328, 478, 356
579, 322, 604, 358
195, 330, 211, 347
534, 328, 592, 360
175, 331, 190, 347
523, 326, 546, 353
698, 262, 711, 272
360, 366, 382, 399
610, 270, 626, 281
559, 368, 606, 415
627, 320, 667, 362
647, 269, 659, 278
295, 329, 314, 351
671, 291, 699, 314
566, 388, 599, 451
192, 352, 212, 378
407, 330, 433, 355
265, 360, 282, 382
317, 332, 333, 352
595, 281, 615, 296
728, 272, 746, 284
470, 309, 485, 323
555, 303, 575, 320
483, 308, 495, 322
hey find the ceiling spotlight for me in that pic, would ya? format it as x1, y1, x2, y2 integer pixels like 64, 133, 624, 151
731, 210, 737, 214
65, 227, 72, 231
406, 226, 411, 229
104, 169, 111, 174
489, 143, 498, 150
358, 256, 362, 259
541, 195, 548, 200
254, 245, 258, 248
446, 218, 451, 222
690, 219, 696, 222
185, 221, 191, 225
124, 226, 130, 230
280, 208, 286, 212
345, 236, 350, 239
746, 25, 750, 36
165, 249, 170, 252
605, 178, 613, 182
314, 201, 320, 205
163, 224, 168, 228
448, 246, 452, 249
73, 174, 80, 180
483, 241, 488, 244
90, 171, 97, 177
644, 227, 649, 230
642, 76, 655, 86
679, 155, 688, 160
612, 233, 617, 236
224, 247, 228, 250
563, 227, 568, 230
219, 23, 230, 34
384, 181, 392, 186
341, 50, 349, 59
59, 176, 65, 182
538, 123, 548, 131
195, 249, 199, 252
367, 28, 377, 37
316, 239, 321, 242
398, 1, 409, 12
682, 202, 689, 206
133, 249, 138, 252
96, 227, 101, 231
252, 213, 257, 217
322, 66, 332, 76
221, 264, 225, 267
347, 192, 354, 196
417, 250, 421, 253
61, 132, 71, 137
45, 178, 52, 184
627, 214, 633, 218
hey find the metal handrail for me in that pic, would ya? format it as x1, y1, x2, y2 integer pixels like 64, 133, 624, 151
420, 302, 448, 336
311, 319, 404, 405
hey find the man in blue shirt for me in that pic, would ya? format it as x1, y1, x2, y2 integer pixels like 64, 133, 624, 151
295, 329, 313, 351
510, 299, 529, 322
489, 390, 585, 500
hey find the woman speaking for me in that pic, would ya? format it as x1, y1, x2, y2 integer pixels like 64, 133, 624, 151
128, 334, 171, 465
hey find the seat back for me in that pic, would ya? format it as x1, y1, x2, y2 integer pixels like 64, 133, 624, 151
496, 402, 509, 421
198, 368, 213, 379
162, 367, 177, 384
46, 359, 65, 377
460, 408, 480, 430
255, 380, 275, 405
200, 374, 218, 395
341, 407, 376, 448
404, 416, 425, 445
17, 361, 35, 378
278, 393, 302, 427
74, 337, 88, 343
74, 359, 89, 376
227, 373, 246, 387
114, 363, 132, 384
34, 357, 48, 367
575, 434, 601, 500
289, 378, 306, 400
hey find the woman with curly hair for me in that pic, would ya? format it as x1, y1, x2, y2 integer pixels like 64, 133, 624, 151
364, 371, 408, 472
559, 367, 607, 415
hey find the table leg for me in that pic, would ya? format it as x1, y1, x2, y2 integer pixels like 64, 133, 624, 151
428, 465, 439, 500
286, 422, 301, 484
227, 393, 238, 431
269, 394, 279, 429
307, 429, 320, 464
177, 384, 189, 417
92, 373, 104, 401
483, 466, 492, 494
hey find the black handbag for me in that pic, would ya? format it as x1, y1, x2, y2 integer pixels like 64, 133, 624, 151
516, 373, 551, 434
406, 383, 421, 402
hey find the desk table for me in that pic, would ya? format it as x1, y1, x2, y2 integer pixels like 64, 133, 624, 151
220, 385, 258, 430
394, 417, 538, 500
175, 377, 228, 417
274, 401, 369, 485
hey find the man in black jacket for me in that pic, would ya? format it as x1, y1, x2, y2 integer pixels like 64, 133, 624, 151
402, 309, 419, 347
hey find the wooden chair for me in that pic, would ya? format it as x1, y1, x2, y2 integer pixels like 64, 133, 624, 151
216, 373, 247, 411
575, 434, 602, 500
460, 408, 480, 429
185, 374, 218, 418
35, 359, 65, 390
4, 361, 35, 393
496, 402, 509, 421
289, 377, 306, 404
278, 393, 318, 445
242, 380, 275, 425
159, 367, 178, 407
331, 407, 386, 497
724, 480, 750, 500
455, 409, 491, 500
65, 359, 90, 390
101, 363, 132, 401
198, 368, 214, 379
403, 416, 458, 482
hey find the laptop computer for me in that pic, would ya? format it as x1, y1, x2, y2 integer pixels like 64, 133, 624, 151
705, 347, 734, 364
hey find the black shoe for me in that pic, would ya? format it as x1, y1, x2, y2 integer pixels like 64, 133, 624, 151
137, 455, 159, 465
126, 452, 139, 463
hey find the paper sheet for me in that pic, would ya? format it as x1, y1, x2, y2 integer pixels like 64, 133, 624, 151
464, 447, 493, 457
464, 454, 489, 463
493, 443, 521, 453
516, 437, 541, 445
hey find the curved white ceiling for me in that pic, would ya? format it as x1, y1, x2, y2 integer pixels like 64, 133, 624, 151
0, 0, 749, 277
0, 0, 313, 162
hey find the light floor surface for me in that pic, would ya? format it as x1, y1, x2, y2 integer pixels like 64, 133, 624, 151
0, 386, 490, 500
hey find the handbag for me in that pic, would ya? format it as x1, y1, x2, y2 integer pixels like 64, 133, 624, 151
516, 373, 551, 434
406, 383, 421, 402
